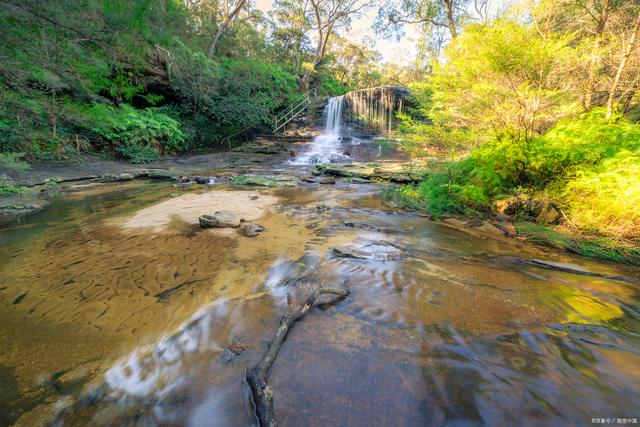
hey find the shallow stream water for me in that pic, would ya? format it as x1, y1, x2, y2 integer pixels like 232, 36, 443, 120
1, 166, 639, 426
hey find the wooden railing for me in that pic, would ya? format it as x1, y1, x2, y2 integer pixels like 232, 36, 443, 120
273, 88, 316, 133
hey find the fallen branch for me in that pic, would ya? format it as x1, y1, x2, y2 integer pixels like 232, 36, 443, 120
246, 284, 350, 427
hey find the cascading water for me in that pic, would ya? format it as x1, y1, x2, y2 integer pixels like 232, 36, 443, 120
292, 87, 407, 164
294, 96, 346, 164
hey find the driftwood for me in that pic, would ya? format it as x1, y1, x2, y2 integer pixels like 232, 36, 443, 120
246, 284, 350, 427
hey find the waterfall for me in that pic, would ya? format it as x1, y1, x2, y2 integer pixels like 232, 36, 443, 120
343, 86, 405, 134
325, 96, 344, 135
293, 95, 346, 164
291, 86, 407, 165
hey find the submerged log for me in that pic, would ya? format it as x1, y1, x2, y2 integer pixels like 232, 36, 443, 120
246, 284, 350, 426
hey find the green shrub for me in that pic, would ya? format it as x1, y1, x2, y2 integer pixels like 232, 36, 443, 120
525, 109, 640, 185
116, 141, 160, 163
560, 151, 640, 240
170, 49, 297, 145
390, 162, 489, 219
0, 153, 30, 171
319, 74, 350, 97
0, 177, 26, 194
76, 103, 185, 161
394, 108, 640, 242
515, 222, 640, 265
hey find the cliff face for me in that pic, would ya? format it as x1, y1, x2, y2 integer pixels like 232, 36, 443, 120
343, 86, 411, 133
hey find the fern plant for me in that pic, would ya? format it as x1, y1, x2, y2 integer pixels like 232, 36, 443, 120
82, 103, 186, 162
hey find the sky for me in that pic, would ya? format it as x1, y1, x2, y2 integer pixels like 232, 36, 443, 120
253, 0, 420, 65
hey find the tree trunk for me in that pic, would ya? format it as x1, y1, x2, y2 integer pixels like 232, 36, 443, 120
444, 0, 457, 38
207, 0, 247, 57
606, 10, 640, 120
302, 0, 325, 90
585, 0, 611, 110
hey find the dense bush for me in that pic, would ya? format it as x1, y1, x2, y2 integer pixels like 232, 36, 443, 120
170, 46, 298, 144
394, 108, 640, 241
561, 151, 640, 240
429, 21, 578, 143
0, 0, 302, 158
77, 104, 186, 161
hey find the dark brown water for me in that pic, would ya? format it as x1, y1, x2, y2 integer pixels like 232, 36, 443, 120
1, 175, 639, 426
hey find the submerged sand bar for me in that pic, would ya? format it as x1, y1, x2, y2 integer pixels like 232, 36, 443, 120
122, 189, 279, 231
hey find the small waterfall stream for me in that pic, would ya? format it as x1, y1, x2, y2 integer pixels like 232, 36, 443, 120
294, 86, 408, 165
294, 95, 346, 164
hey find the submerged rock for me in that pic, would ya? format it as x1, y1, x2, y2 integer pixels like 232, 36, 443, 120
333, 246, 370, 259
0, 195, 51, 225
240, 223, 265, 237
199, 210, 241, 228
220, 342, 250, 363
332, 240, 403, 261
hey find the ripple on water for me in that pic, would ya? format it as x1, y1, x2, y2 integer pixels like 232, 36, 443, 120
1, 181, 639, 426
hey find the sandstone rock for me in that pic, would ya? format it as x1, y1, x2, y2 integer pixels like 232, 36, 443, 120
240, 223, 265, 237
199, 210, 240, 228
146, 170, 179, 180
318, 176, 336, 184
332, 241, 402, 261
493, 194, 561, 225
232, 175, 297, 187
97, 173, 134, 182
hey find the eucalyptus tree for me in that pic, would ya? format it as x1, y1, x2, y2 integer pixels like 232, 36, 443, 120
207, 0, 250, 56
302, 0, 373, 88
375, 0, 473, 41
268, 0, 314, 74
530, 0, 640, 116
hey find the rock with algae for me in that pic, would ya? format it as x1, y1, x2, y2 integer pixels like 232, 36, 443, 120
232, 175, 297, 188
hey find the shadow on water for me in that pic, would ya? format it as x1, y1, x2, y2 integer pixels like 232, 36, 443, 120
0, 177, 639, 426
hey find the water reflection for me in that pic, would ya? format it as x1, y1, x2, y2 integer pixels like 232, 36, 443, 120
1, 179, 639, 426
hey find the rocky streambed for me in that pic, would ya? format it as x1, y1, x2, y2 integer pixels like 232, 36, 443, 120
2, 130, 640, 426
1, 151, 639, 426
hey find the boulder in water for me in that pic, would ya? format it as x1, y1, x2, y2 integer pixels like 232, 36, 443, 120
318, 176, 336, 185
193, 175, 215, 184
199, 210, 241, 228
240, 223, 265, 237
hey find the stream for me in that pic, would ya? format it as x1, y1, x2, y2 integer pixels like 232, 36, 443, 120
1, 99, 639, 426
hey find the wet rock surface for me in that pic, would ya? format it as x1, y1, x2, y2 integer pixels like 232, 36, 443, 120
240, 223, 265, 237
232, 174, 298, 187
2, 130, 640, 427
315, 162, 424, 183
332, 239, 403, 261
0, 151, 288, 224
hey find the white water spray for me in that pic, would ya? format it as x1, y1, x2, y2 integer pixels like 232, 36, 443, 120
294, 96, 346, 164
